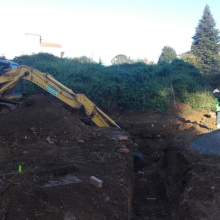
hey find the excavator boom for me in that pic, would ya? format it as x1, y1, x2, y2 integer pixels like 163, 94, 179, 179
0, 65, 120, 128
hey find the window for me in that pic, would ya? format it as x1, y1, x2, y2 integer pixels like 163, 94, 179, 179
11, 63, 19, 69
0, 63, 9, 71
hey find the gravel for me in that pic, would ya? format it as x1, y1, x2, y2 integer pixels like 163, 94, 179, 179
190, 130, 220, 156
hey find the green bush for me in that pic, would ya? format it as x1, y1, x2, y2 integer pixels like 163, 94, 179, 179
12, 53, 214, 113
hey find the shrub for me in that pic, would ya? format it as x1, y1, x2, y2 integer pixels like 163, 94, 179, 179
12, 53, 213, 113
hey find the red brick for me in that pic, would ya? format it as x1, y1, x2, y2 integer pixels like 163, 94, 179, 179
89, 176, 103, 188
138, 171, 144, 177
117, 148, 130, 153
118, 136, 129, 141
30, 127, 37, 132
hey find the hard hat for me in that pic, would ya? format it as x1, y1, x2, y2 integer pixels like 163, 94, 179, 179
213, 89, 219, 93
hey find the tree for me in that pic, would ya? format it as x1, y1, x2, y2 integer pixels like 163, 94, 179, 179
191, 5, 220, 75
181, 53, 201, 67
158, 46, 177, 63
111, 54, 133, 65
73, 56, 94, 63
133, 58, 155, 65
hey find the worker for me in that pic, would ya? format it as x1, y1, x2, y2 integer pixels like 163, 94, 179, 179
213, 89, 220, 129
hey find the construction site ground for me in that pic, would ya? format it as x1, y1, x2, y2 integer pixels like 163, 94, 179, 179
0, 94, 220, 220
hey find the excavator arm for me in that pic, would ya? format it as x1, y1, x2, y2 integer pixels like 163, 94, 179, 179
0, 65, 120, 128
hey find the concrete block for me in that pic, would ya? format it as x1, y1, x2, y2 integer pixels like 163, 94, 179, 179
89, 176, 103, 188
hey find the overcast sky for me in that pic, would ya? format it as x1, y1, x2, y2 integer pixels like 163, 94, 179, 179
1, 0, 220, 64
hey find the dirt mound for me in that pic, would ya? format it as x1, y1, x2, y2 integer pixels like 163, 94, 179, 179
0, 94, 134, 220
0, 94, 91, 144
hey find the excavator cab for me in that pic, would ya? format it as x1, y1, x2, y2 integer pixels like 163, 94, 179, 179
0, 59, 19, 73
0, 60, 23, 99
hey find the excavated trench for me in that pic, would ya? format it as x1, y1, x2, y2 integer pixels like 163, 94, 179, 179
120, 121, 207, 220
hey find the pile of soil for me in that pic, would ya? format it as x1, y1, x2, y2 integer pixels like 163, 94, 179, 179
0, 94, 134, 220
0, 94, 91, 143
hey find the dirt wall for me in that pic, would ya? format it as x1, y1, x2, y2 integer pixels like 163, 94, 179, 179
118, 109, 220, 220
162, 142, 220, 220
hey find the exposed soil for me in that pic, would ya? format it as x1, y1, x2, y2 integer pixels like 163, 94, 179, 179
1, 95, 220, 220
116, 102, 219, 220
0, 94, 133, 220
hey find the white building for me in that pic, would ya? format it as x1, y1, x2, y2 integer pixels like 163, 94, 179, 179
0, 33, 64, 59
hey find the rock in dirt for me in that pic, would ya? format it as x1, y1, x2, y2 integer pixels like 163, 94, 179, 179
46, 136, 54, 144
24, 96, 37, 106
64, 211, 76, 220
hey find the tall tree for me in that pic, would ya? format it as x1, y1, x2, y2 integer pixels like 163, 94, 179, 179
181, 54, 201, 67
158, 46, 177, 63
192, 5, 220, 75
73, 56, 94, 63
111, 54, 133, 65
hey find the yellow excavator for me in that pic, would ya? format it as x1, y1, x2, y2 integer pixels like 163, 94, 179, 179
0, 59, 120, 128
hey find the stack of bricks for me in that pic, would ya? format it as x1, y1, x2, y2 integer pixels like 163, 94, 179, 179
117, 135, 130, 153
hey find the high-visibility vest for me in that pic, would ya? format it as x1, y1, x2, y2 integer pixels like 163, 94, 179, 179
215, 98, 220, 112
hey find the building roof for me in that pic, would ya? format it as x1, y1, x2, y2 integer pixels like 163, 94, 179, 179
178, 50, 192, 57
40, 42, 62, 48
25, 33, 41, 36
